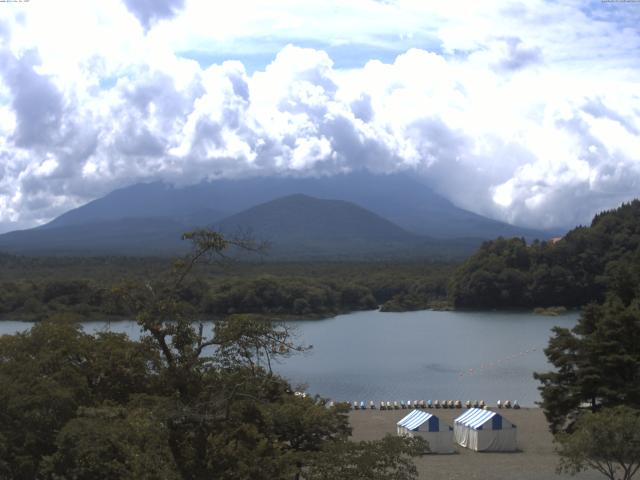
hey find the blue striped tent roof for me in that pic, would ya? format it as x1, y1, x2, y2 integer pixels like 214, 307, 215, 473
454, 408, 504, 430
397, 409, 437, 431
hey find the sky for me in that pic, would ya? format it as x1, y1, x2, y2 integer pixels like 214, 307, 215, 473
0, 0, 639, 233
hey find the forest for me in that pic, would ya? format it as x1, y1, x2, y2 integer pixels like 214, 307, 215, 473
2, 201, 640, 323
449, 200, 640, 309
0, 232, 427, 479
530, 203, 640, 478
0, 256, 453, 321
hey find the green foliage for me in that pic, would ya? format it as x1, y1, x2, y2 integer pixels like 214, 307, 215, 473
212, 314, 309, 374
0, 323, 158, 479
380, 276, 449, 311
306, 435, 427, 480
555, 406, 640, 480
535, 299, 640, 433
202, 275, 376, 317
0, 257, 456, 320
450, 200, 640, 309
0, 232, 427, 479
533, 221, 640, 432
199, 390, 352, 480
41, 404, 180, 480
0, 278, 124, 321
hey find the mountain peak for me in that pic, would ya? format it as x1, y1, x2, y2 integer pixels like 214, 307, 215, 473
0, 172, 557, 258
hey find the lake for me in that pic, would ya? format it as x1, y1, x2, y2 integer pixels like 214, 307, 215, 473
0, 309, 579, 406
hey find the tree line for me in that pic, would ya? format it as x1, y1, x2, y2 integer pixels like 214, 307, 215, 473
0, 231, 427, 479
450, 200, 640, 309
521, 202, 640, 480
0, 261, 454, 321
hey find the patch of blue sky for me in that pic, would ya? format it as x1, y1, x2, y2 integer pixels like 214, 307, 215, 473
178, 34, 443, 73
99, 77, 119, 90
179, 50, 278, 74
307, 38, 444, 69
581, 0, 640, 27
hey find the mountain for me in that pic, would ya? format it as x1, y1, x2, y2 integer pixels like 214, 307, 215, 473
219, 194, 414, 242
0, 171, 559, 257
0, 218, 190, 256
43, 182, 228, 231
40, 171, 553, 239
216, 194, 421, 258
0, 194, 479, 259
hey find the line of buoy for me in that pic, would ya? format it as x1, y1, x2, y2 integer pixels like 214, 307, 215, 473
457, 345, 543, 379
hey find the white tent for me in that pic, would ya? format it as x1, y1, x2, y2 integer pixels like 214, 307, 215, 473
453, 408, 517, 452
397, 409, 454, 454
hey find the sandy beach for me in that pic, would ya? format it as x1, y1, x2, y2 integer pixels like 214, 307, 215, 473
349, 407, 602, 480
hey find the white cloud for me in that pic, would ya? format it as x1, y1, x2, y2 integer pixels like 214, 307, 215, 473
0, 1, 638, 233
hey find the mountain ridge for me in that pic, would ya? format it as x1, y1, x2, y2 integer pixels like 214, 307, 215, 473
38, 171, 555, 239
215, 193, 423, 258
0, 193, 480, 259
0, 172, 559, 258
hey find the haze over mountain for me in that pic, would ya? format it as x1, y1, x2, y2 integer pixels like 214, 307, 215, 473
0, 172, 558, 258
43, 172, 553, 234
0, 218, 190, 256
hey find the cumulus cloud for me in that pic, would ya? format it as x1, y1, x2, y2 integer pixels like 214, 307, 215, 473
0, 1, 639, 233
1, 49, 63, 148
123, 0, 186, 30
476, 36, 543, 72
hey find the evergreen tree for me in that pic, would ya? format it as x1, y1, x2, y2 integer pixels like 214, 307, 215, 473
0, 230, 426, 479
535, 299, 640, 433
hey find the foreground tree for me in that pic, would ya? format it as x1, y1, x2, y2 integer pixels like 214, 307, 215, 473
113, 231, 355, 478
0, 323, 158, 479
0, 230, 426, 479
556, 406, 640, 480
534, 298, 640, 432
306, 435, 428, 480
40, 404, 180, 480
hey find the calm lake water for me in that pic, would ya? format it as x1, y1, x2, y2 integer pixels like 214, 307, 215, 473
0, 309, 579, 406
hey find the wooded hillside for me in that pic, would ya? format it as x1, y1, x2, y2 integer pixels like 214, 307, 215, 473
450, 200, 640, 309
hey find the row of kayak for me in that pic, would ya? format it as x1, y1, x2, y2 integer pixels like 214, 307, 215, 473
327, 399, 521, 410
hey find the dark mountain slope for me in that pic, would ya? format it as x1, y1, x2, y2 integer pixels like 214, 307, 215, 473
0, 194, 480, 259
40, 172, 553, 240
0, 218, 190, 256
215, 194, 479, 260
44, 182, 227, 231
218, 194, 414, 241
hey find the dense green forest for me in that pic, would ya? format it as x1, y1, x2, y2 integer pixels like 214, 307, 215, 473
0, 255, 454, 321
531, 202, 640, 468
449, 187, 640, 453
0, 232, 426, 479
4, 200, 640, 321
450, 200, 640, 309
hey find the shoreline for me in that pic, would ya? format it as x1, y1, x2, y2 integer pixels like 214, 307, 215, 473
0, 304, 583, 323
349, 407, 601, 480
